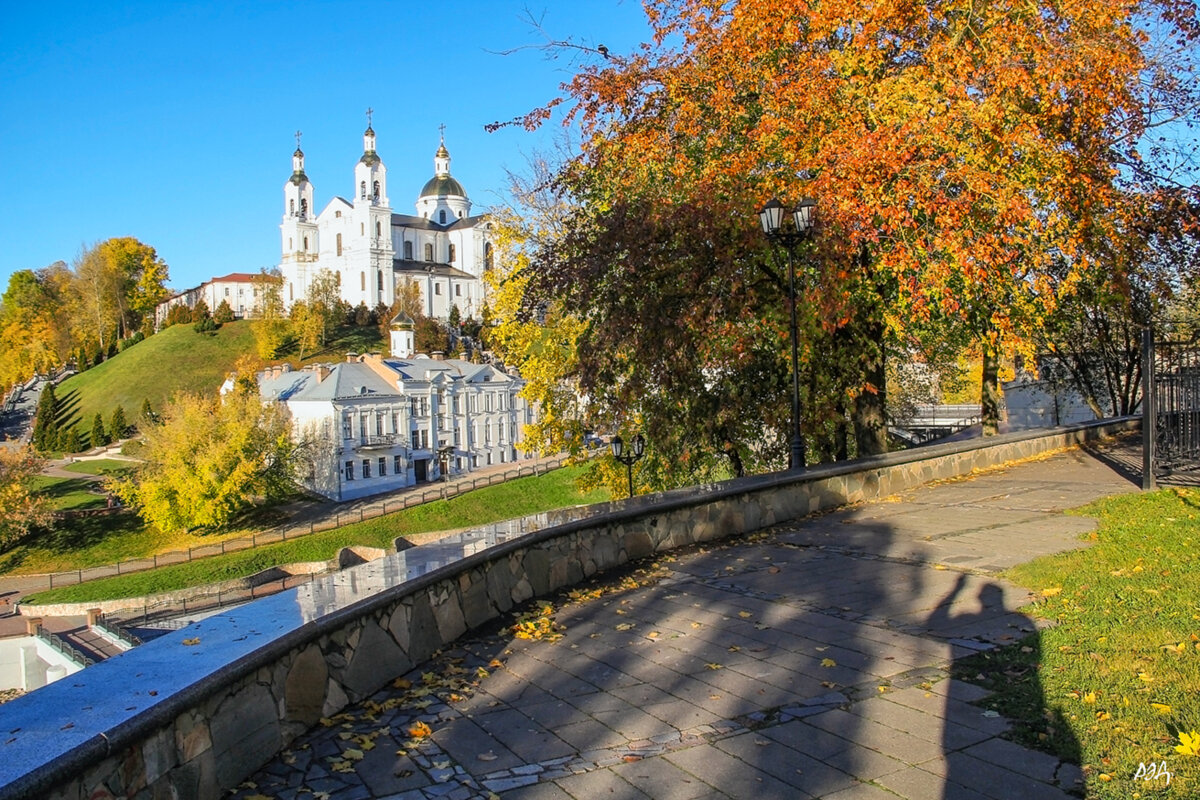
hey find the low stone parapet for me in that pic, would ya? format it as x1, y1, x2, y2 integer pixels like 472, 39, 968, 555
0, 418, 1138, 800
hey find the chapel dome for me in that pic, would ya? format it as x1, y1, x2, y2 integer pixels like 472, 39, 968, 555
419, 174, 467, 199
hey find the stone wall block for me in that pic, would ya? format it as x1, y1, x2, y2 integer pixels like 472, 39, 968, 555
461, 568, 496, 629
322, 677, 350, 718
284, 644, 329, 728
341, 618, 411, 699
164, 749, 218, 800
524, 548, 551, 596
141, 726, 177, 787
622, 529, 654, 560
590, 531, 619, 572
511, 573, 534, 605
406, 592, 442, 664
431, 585, 467, 645
484, 561, 515, 614
210, 682, 281, 789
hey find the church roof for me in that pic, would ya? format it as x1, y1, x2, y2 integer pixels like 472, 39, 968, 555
390, 212, 487, 232
392, 260, 476, 280
360, 150, 381, 166
390, 311, 415, 329
419, 175, 467, 199
289, 170, 308, 186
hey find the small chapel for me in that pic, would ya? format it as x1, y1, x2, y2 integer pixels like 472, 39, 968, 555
277, 115, 494, 322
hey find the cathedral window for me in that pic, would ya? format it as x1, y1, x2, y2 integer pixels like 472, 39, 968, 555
303, 236, 308, 251
439, 210, 446, 224
360, 181, 366, 199
361, 272, 366, 291
455, 284, 461, 297
449, 243, 456, 262
335, 210, 342, 218
404, 241, 413, 259
375, 221, 382, 237
300, 198, 307, 216
289, 199, 295, 214
373, 180, 380, 199
336, 233, 342, 256
435, 283, 442, 296
377, 272, 383, 291
458, 211, 464, 218
484, 242, 493, 270
424, 243, 433, 262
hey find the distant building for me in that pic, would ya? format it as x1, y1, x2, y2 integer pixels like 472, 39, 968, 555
256, 314, 528, 502
277, 121, 494, 322
155, 272, 263, 327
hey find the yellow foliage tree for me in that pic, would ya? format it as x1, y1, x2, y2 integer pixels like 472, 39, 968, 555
0, 445, 51, 549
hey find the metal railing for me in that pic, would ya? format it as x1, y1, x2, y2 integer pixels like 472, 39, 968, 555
33, 626, 94, 668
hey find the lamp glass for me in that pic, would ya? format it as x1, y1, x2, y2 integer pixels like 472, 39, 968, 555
610, 435, 624, 459
793, 198, 817, 233
758, 198, 784, 235
633, 433, 646, 457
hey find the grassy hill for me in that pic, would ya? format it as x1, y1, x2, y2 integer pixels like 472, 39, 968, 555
55, 320, 385, 444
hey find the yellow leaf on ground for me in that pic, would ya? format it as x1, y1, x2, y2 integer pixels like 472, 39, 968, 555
706, 663, 723, 670
393, 678, 412, 689
738, 611, 753, 618
821, 658, 837, 668
1041, 587, 1062, 597
1151, 703, 1172, 715
343, 748, 364, 761
182, 637, 201, 646
1176, 731, 1200, 756
1082, 692, 1096, 704
408, 721, 432, 739
615, 622, 635, 631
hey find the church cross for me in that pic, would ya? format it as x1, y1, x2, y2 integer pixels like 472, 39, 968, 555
366, 107, 374, 127
294, 130, 302, 149
438, 122, 446, 142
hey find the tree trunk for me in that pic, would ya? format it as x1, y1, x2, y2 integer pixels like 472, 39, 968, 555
854, 334, 887, 457
981, 341, 1001, 436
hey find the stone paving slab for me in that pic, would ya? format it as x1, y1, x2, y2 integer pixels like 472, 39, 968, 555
229, 445, 1136, 799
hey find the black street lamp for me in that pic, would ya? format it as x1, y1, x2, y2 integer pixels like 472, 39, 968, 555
610, 433, 646, 498
758, 197, 817, 470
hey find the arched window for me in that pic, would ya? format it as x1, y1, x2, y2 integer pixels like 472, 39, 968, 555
361, 272, 366, 291
448, 243, 456, 262
360, 181, 366, 198
373, 180, 380, 199
303, 236, 308, 251
336, 233, 342, 256
404, 241, 413, 259
439, 210, 446, 224
289, 199, 295, 214
484, 242, 493, 270
288, 237, 292, 250
375, 220, 381, 237
377, 271, 383, 291
300, 198, 307, 216
424, 243, 433, 262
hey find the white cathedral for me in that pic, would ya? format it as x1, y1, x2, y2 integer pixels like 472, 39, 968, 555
278, 121, 494, 321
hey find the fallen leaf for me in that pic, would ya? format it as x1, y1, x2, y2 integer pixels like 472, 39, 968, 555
1151, 702, 1173, 715
821, 658, 837, 668
182, 637, 201, 646
738, 611, 753, 619
706, 663, 723, 670
1041, 587, 1062, 597
615, 622, 635, 631
408, 721, 432, 739
343, 748, 364, 761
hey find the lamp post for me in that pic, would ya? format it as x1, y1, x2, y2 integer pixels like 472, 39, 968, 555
758, 197, 817, 470
610, 433, 646, 498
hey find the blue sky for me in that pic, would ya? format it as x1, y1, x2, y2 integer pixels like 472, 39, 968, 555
0, 1, 652, 293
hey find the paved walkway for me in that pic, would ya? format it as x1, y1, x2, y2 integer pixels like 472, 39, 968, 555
228, 441, 1139, 800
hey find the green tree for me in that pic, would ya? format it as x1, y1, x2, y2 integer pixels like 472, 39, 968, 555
31, 383, 59, 452
0, 445, 52, 549
251, 269, 290, 359
59, 427, 82, 455
90, 411, 109, 448
190, 298, 211, 324
140, 398, 155, 426
306, 268, 341, 346
109, 405, 128, 440
214, 299, 235, 323
109, 389, 297, 533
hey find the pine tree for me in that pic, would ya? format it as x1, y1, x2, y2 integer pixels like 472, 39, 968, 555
109, 405, 127, 441
191, 298, 211, 323
31, 384, 59, 452
214, 299, 234, 323
140, 398, 154, 425
59, 426, 82, 454
90, 412, 109, 449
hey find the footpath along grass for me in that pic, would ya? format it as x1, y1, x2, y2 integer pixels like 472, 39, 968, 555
22, 465, 608, 605
957, 487, 1200, 799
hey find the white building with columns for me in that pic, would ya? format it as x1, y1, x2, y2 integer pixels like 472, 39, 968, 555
278, 122, 494, 322
256, 313, 529, 502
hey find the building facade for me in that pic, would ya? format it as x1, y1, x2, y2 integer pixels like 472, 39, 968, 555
256, 315, 528, 502
278, 125, 494, 323
155, 272, 264, 327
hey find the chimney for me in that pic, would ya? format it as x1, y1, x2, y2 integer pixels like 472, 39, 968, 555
432, 351, 445, 361
316, 365, 331, 382
346, 352, 358, 363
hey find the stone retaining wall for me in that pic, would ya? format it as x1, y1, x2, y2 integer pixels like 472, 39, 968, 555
0, 418, 1138, 800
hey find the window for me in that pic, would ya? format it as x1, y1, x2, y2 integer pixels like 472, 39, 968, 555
361, 272, 366, 291
363, 459, 371, 478
394, 455, 403, 474
360, 180, 366, 198
345, 461, 355, 481
375, 220, 381, 237
377, 272, 383, 291
375, 415, 383, 436
288, 237, 292, 250
361, 223, 364, 235
487, 452, 493, 465
500, 450, 506, 463
455, 284, 461, 297
224, 287, 230, 297
484, 242, 493, 270
290, 199, 295, 214
373, 180, 380, 198
303, 236, 308, 251
439, 210, 446, 224
335, 210, 342, 218
449, 243, 456, 262
472, 455, 478, 467
434, 283, 442, 296
391, 410, 400, 433
336, 233, 342, 256
378, 456, 386, 476
343, 414, 353, 439
424, 243, 433, 262
360, 414, 368, 439
404, 241, 413, 259
300, 198, 307, 215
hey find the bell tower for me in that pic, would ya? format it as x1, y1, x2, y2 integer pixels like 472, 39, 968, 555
351, 109, 394, 309
281, 130, 318, 267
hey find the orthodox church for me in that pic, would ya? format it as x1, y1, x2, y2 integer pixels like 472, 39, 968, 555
278, 118, 494, 321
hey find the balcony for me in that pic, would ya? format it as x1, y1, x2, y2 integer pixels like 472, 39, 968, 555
355, 434, 398, 450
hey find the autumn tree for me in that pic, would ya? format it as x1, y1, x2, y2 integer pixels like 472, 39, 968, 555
214, 299, 235, 323
109, 388, 297, 533
251, 269, 290, 359
500, 0, 1199, 475
0, 445, 52, 549
74, 238, 169, 347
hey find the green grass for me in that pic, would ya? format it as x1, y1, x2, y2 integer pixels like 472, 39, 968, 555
22, 465, 609, 605
61, 459, 136, 476
29, 475, 108, 511
53, 321, 386, 446
955, 487, 1200, 798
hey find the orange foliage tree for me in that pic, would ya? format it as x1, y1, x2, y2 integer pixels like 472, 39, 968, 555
500, 0, 1198, 479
